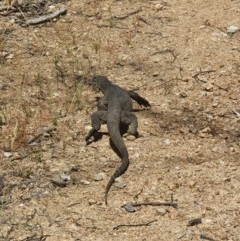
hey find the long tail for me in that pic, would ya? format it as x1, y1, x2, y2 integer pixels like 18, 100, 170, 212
105, 157, 129, 205
105, 112, 129, 205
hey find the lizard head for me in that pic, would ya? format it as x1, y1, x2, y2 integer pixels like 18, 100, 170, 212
92, 75, 111, 93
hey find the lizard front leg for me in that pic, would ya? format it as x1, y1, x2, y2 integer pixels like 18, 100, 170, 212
85, 111, 107, 143
96, 96, 108, 111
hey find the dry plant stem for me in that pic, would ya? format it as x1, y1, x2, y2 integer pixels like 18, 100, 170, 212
113, 219, 157, 230
130, 201, 178, 209
24, 6, 67, 26
11, 120, 19, 150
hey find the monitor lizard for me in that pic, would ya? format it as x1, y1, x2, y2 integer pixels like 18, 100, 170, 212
85, 76, 150, 205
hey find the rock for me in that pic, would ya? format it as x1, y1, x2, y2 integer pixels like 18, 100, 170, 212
203, 83, 213, 91
227, 25, 239, 34
163, 139, 171, 145
3, 152, 12, 158
114, 177, 126, 189
51, 173, 71, 187
187, 218, 202, 226
200, 233, 215, 241
188, 180, 196, 188
199, 127, 212, 138
125, 134, 136, 141
121, 203, 136, 212
0, 196, 11, 205
155, 3, 164, 11
233, 109, 240, 118
114, 182, 126, 189
156, 207, 168, 216
80, 180, 90, 185
179, 92, 187, 98
94, 172, 105, 181
88, 199, 97, 205
59, 173, 71, 182
6, 53, 14, 59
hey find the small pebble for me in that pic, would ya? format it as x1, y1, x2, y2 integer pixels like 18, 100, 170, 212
233, 109, 240, 117
155, 3, 163, 11
200, 233, 215, 241
121, 203, 136, 212
94, 172, 105, 181
51, 173, 71, 187
203, 83, 213, 91
226, 25, 239, 33
114, 182, 126, 189
179, 92, 187, 98
6, 54, 14, 59
156, 207, 167, 216
60, 173, 71, 182
188, 180, 196, 188
126, 135, 136, 141
80, 180, 90, 185
3, 152, 12, 158
187, 218, 202, 226
163, 139, 171, 145
88, 199, 97, 205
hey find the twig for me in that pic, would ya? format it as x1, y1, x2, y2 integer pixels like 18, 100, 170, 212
113, 219, 157, 230
97, 24, 129, 29
130, 201, 178, 209
23, 5, 67, 26
192, 69, 216, 83
138, 16, 151, 25
20, 234, 50, 241
67, 202, 82, 207
151, 49, 178, 62
112, 8, 142, 20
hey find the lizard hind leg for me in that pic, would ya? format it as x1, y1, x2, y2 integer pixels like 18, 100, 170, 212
121, 111, 139, 138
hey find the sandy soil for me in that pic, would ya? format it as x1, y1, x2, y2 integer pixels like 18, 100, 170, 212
0, 0, 240, 240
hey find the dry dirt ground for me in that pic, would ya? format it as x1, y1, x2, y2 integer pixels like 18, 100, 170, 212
0, 0, 240, 240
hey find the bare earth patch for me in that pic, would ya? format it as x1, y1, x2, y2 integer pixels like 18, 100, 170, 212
0, 0, 239, 240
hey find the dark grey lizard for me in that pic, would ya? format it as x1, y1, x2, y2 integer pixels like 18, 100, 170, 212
85, 76, 150, 205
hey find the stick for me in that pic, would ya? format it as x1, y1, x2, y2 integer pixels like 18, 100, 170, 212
113, 219, 157, 230
192, 69, 216, 83
112, 8, 142, 20
24, 6, 67, 26
130, 201, 178, 209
